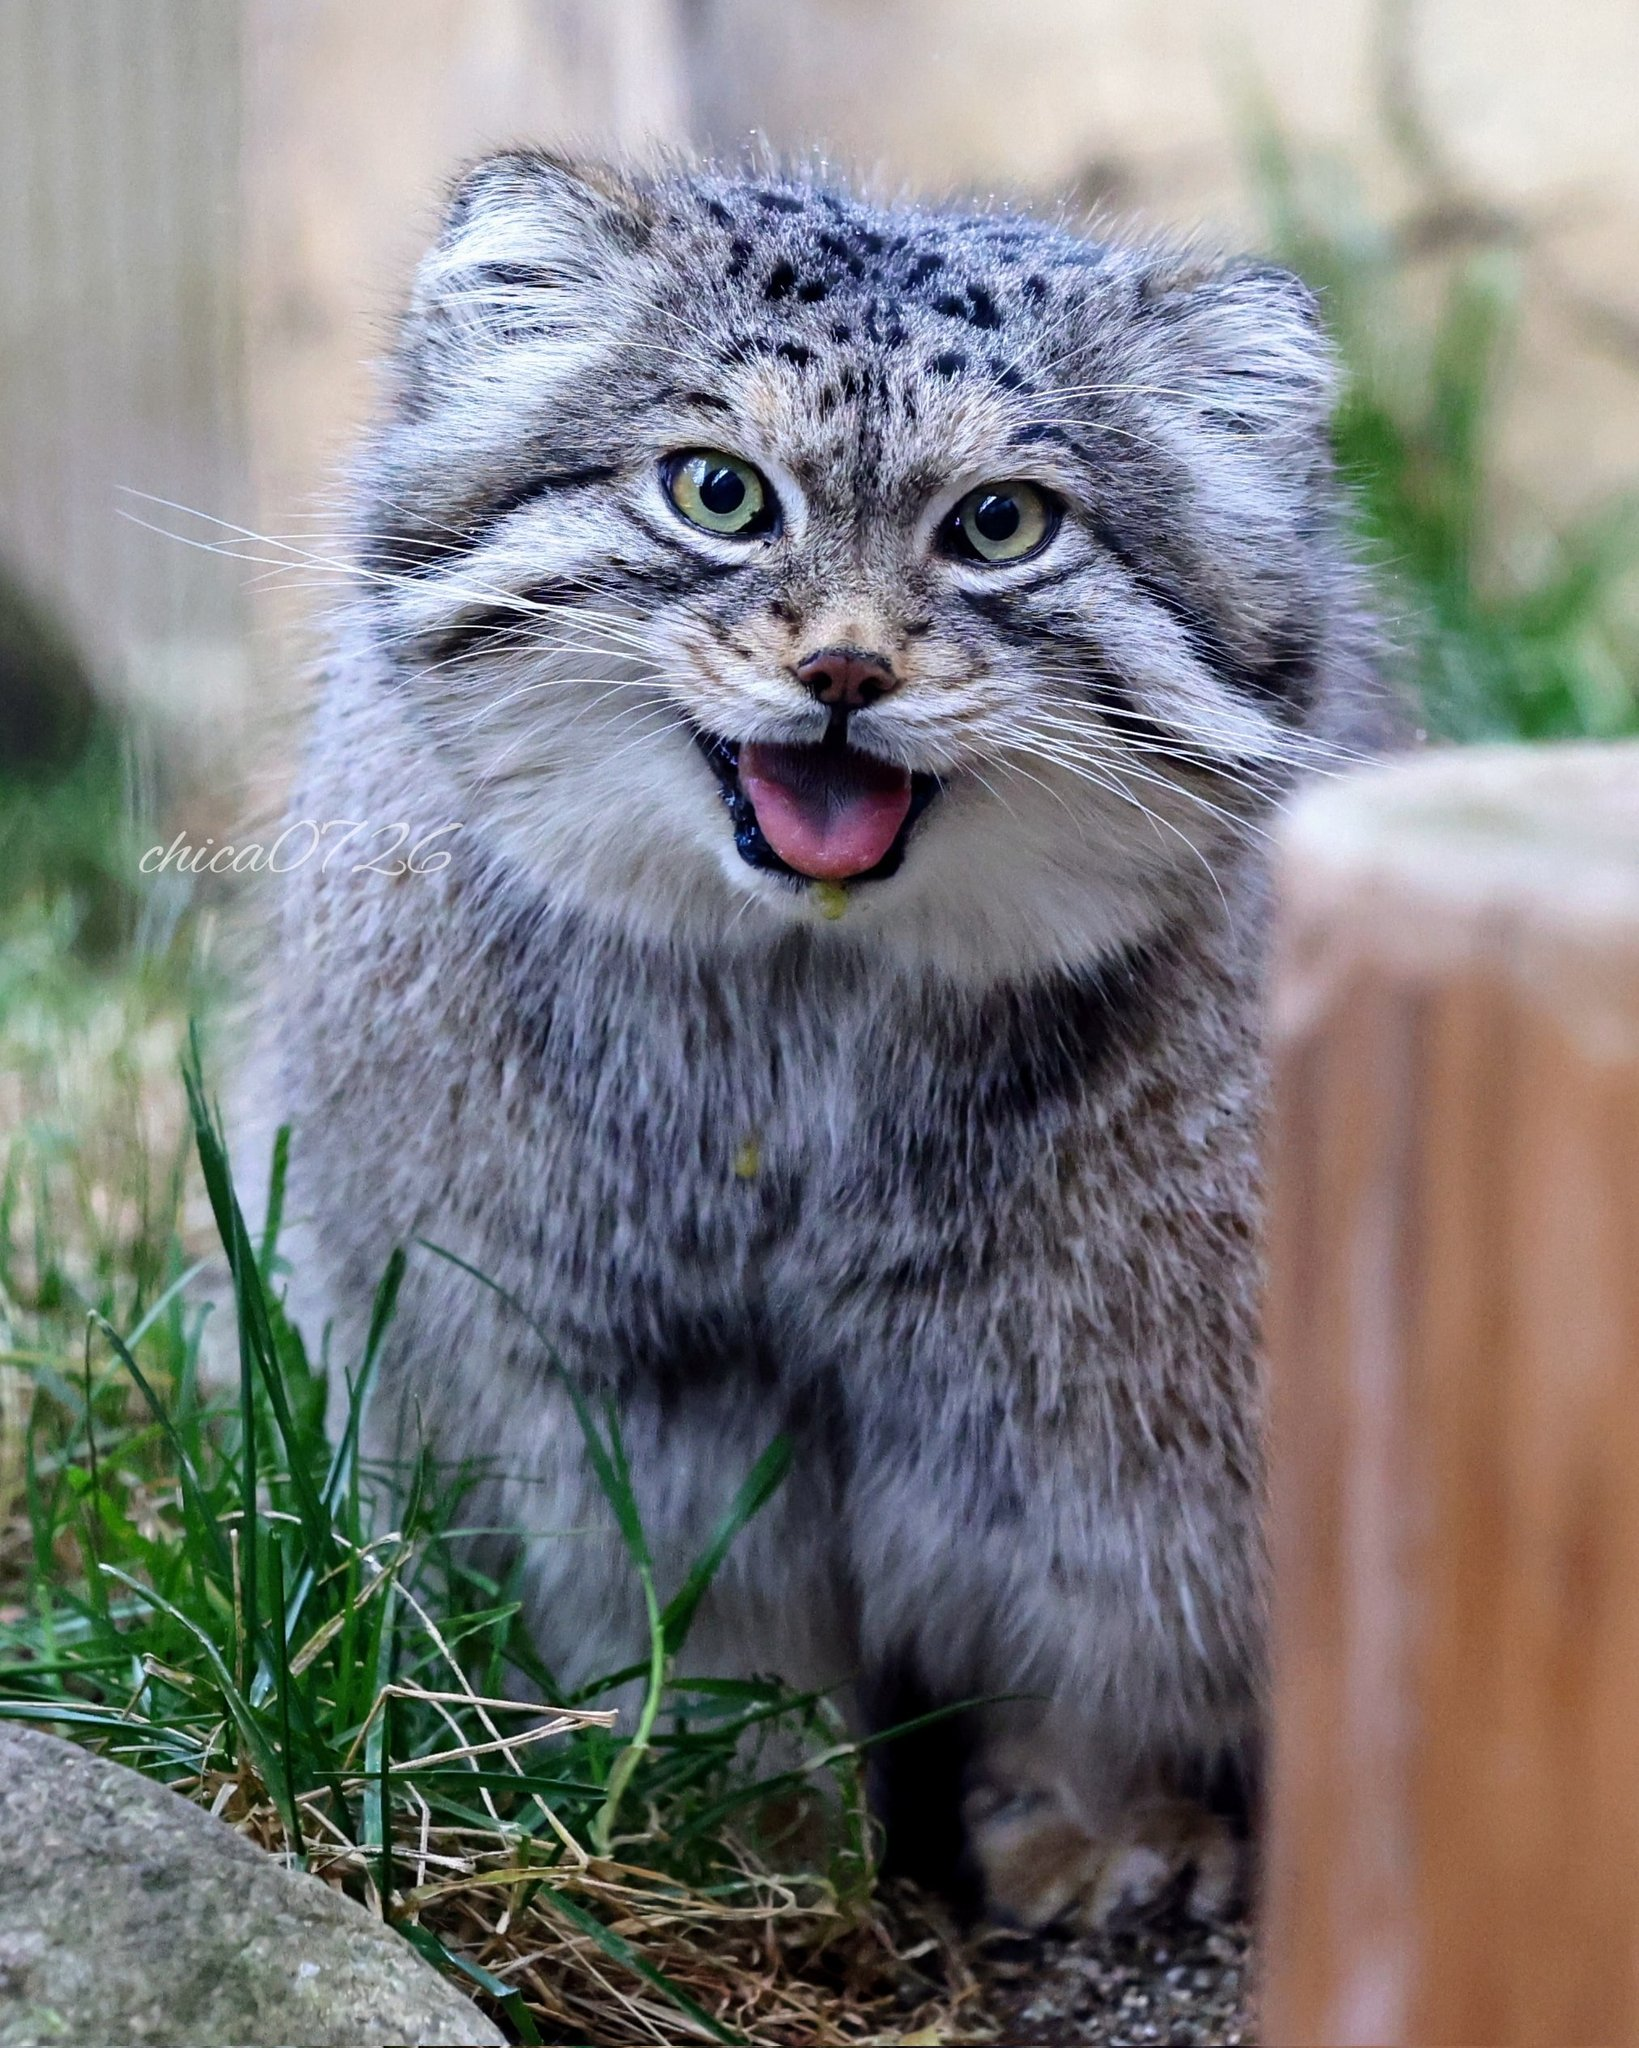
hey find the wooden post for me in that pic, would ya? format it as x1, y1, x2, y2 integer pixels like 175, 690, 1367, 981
1262, 742, 1639, 2048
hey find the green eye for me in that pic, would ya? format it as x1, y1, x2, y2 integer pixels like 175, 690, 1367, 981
663, 450, 776, 537
944, 480, 1059, 564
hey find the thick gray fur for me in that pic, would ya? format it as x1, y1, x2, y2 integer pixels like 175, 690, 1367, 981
248, 153, 1393, 1919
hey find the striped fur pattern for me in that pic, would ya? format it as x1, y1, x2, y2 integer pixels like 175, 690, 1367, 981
253, 153, 1389, 1926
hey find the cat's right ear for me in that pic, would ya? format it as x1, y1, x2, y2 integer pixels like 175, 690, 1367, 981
406, 149, 655, 359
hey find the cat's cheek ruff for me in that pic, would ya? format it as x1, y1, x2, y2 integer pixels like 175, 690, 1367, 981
677, 753, 1206, 983
436, 700, 1189, 983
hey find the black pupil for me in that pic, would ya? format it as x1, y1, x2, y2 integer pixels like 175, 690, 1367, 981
973, 492, 1022, 543
699, 465, 748, 516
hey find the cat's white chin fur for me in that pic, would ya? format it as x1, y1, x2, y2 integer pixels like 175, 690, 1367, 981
480, 738, 1194, 984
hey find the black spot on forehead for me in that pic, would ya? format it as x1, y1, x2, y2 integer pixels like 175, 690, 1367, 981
934, 283, 1003, 331
816, 230, 867, 278
861, 301, 908, 347
675, 180, 1107, 373
929, 350, 968, 379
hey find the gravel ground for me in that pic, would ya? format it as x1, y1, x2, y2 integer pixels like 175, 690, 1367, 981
966, 1913, 1254, 2045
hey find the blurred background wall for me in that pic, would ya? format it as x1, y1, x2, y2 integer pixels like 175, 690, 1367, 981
0, 0, 247, 730
2, 0, 1636, 755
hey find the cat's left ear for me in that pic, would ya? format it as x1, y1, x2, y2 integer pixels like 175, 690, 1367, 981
1136, 257, 1338, 443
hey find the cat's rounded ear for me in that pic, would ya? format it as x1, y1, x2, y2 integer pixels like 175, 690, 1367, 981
408, 148, 655, 355
1134, 255, 1338, 442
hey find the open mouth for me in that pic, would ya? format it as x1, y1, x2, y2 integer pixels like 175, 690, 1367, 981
693, 720, 941, 885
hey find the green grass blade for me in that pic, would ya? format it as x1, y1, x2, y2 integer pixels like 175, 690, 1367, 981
182, 1038, 335, 1576
259, 1124, 290, 1277
661, 1433, 791, 1655
395, 1921, 543, 2046
98, 1566, 301, 1847
93, 1314, 231, 1587
320, 1247, 403, 1515
362, 1572, 400, 1910
543, 1888, 744, 2045
266, 1550, 307, 1867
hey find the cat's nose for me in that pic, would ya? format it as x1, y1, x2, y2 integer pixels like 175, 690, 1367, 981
793, 645, 901, 710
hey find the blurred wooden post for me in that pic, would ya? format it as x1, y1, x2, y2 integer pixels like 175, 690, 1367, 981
1262, 743, 1639, 2048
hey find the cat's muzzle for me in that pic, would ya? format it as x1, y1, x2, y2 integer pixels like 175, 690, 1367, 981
691, 720, 941, 886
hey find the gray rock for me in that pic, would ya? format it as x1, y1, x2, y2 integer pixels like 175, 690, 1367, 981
0, 1724, 503, 2047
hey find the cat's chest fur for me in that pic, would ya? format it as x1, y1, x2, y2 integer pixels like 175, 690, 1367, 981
422, 896, 1131, 1376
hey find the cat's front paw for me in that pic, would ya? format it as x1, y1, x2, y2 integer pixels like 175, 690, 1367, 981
965, 1782, 1242, 1932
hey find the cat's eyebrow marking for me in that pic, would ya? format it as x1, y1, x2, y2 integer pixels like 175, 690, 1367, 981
1007, 421, 1075, 451
651, 386, 734, 415
489, 464, 622, 504
369, 463, 626, 576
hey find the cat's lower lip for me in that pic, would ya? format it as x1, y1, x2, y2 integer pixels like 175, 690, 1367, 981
692, 726, 940, 885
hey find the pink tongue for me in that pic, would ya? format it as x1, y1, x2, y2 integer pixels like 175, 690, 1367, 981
738, 740, 913, 882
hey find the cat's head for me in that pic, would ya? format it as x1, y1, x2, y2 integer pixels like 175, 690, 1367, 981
357, 152, 1357, 980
